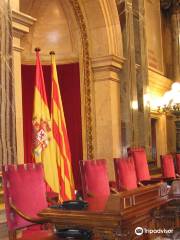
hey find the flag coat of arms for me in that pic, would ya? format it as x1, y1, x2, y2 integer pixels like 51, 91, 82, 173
32, 49, 60, 194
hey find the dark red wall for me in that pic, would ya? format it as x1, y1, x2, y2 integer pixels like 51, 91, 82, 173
21, 63, 83, 190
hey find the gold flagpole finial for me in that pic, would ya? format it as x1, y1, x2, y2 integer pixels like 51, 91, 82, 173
49, 51, 55, 55
34, 47, 41, 52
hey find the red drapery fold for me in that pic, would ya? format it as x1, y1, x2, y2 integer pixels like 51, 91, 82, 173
21, 63, 82, 190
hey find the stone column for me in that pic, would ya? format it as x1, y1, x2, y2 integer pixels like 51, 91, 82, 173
117, 0, 139, 156
160, 0, 180, 81
12, 9, 36, 163
0, 0, 17, 167
117, 0, 151, 158
92, 55, 123, 179
175, 120, 180, 153
171, 3, 180, 153
160, 0, 180, 154
171, 2, 180, 82
132, 0, 151, 158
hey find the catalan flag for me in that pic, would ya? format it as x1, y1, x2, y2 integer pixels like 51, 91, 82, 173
50, 51, 75, 201
32, 49, 60, 194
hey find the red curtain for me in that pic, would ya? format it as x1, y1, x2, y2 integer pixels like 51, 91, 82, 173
21, 63, 83, 190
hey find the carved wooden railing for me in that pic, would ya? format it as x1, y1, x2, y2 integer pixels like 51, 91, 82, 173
154, 180, 180, 233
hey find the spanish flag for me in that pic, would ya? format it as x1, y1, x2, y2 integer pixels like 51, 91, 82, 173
50, 51, 75, 201
32, 48, 60, 194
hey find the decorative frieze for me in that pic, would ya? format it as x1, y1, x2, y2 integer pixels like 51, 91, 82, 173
69, 0, 94, 159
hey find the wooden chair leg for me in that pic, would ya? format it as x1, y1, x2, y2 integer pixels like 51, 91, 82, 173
8, 230, 16, 240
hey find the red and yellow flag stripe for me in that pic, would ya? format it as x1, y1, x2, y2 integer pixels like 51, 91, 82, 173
50, 52, 75, 201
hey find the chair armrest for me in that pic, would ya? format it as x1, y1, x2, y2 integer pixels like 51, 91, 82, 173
86, 192, 94, 198
139, 179, 162, 185
109, 181, 119, 193
109, 181, 116, 188
138, 182, 145, 187
110, 187, 119, 194
10, 203, 48, 224
118, 184, 130, 191
46, 192, 59, 205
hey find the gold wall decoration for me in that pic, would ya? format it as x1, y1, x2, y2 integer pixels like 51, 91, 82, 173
69, 0, 94, 159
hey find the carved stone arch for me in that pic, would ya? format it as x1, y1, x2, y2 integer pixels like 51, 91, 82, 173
68, 0, 124, 161
20, 0, 124, 161
20, 0, 94, 158
68, 0, 94, 159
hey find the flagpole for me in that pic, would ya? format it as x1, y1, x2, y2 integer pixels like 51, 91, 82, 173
49, 51, 55, 55
34, 47, 41, 52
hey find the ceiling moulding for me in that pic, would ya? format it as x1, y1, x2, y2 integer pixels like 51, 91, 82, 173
22, 56, 79, 65
12, 10, 36, 38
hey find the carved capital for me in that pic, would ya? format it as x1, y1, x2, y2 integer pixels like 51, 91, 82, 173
160, 0, 172, 10
12, 10, 36, 38
92, 55, 124, 82
160, 0, 180, 13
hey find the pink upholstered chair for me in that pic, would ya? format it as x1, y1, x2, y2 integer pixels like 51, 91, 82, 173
114, 157, 138, 191
80, 159, 111, 198
127, 147, 151, 182
127, 147, 163, 185
176, 154, 180, 175
161, 154, 176, 179
2, 163, 56, 240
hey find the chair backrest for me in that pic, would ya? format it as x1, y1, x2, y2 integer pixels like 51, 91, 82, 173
161, 154, 176, 178
176, 154, 180, 175
127, 147, 151, 181
114, 157, 137, 191
2, 163, 48, 231
80, 159, 110, 197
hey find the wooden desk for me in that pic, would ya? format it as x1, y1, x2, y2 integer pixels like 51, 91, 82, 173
39, 183, 168, 240
155, 180, 180, 230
